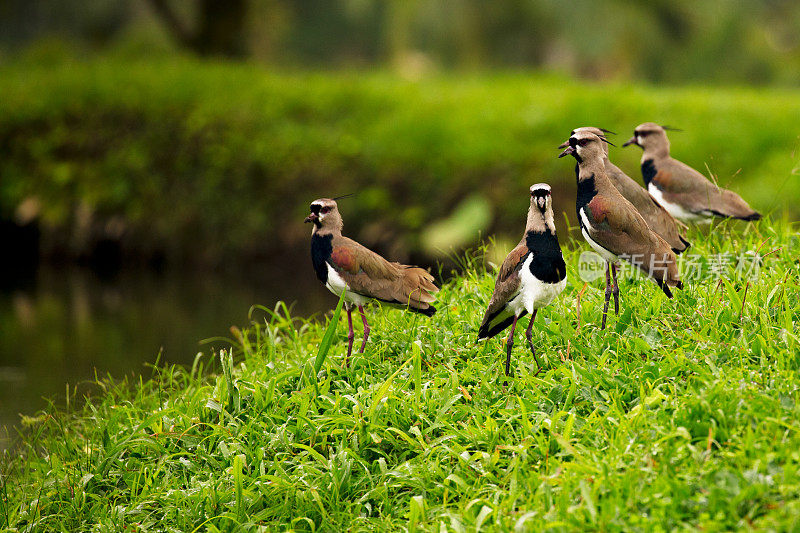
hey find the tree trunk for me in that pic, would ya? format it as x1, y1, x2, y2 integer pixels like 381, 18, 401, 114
147, 0, 248, 58
194, 0, 247, 57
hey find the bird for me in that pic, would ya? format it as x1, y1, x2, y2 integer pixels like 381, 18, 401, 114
477, 184, 567, 377
305, 197, 438, 366
623, 122, 761, 223
559, 131, 683, 329
560, 127, 690, 254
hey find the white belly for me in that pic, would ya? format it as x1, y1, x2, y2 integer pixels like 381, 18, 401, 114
648, 184, 711, 224
579, 208, 620, 263
507, 254, 567, 316
325, 263, 369, 307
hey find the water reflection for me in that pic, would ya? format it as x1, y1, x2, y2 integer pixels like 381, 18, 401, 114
0, 258, 332, 450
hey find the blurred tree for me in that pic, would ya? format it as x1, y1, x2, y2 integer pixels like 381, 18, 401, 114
147, 0, 247, 57
1, 0, 799, 84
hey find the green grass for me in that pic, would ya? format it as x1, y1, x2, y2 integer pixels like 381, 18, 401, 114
2, 57, 799, 263
2, 218, 799, 531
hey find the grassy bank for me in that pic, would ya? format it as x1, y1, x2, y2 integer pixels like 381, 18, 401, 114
2, 57, 799, 263
2, 219, 799, 531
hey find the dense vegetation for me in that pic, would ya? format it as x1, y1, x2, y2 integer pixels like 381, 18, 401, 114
2, 57, 799, 264
3, 219, 799, 530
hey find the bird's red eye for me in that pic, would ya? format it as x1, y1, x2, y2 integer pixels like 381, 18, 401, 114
320, 206, 331, 214
578, 139, 589, 146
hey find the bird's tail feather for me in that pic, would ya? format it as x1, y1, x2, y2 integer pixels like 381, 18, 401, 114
477, 307, 526, 341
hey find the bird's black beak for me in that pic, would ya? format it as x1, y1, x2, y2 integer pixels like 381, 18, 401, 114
622, 136, 637, 147
557, 140, 569, 149
304, 213, 318, 223
558, 146, 575, 158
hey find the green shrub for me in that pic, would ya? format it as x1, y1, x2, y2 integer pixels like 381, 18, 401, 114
1, 58, 798, 263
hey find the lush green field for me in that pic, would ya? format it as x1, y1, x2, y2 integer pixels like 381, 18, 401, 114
2, 57, 799, 263
3, 218, 799, 531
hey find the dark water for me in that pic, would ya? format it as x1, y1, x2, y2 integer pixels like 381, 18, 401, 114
0, 258, 334, 451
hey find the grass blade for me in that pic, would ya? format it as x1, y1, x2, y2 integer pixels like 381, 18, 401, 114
315, 292, 346, 374
368, 354, 414, 421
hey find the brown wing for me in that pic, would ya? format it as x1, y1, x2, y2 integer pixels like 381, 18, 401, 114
607, 163, 689, 252
478, 243, 528, 339
496, 243, 529, 283
583, 193, 681, 290
330, 236, 438, 310
656, 159, 759, 219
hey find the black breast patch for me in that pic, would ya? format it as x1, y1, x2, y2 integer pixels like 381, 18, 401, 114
310, 234, 333, 283
641, 159, 657, 186
575, 173, 597, 226
525, 231, 567, 283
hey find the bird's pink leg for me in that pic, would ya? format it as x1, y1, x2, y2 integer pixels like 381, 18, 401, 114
525, 310, 544, 375
345, 306, 354, 367
505, 315, 519, 377
611, 263, 620, 315
358, 305, 371, 353
601, 262, 611, 330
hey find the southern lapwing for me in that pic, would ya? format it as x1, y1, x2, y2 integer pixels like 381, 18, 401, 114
623, 122, 761, 223
559, 131, 683, 329
560, 127, 690, 254
305, 198, 438, 366
477, 184, 567, 377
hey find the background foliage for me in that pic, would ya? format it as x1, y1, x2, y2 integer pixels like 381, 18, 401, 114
2, 56, 799, 264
